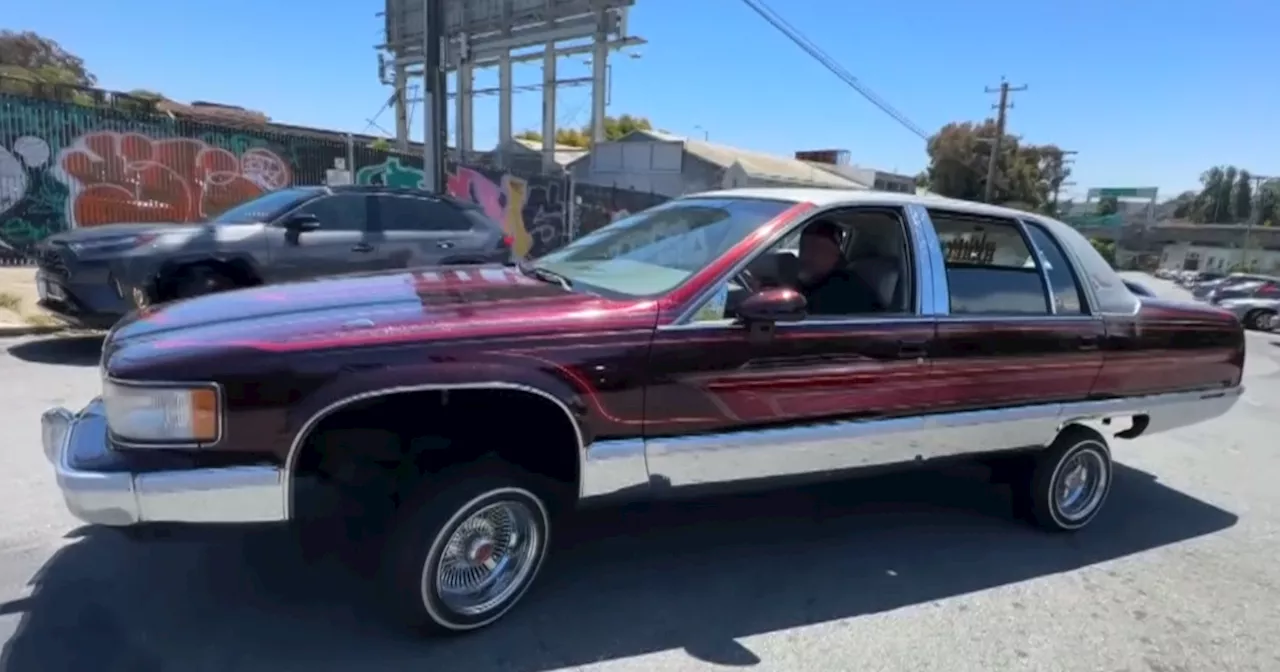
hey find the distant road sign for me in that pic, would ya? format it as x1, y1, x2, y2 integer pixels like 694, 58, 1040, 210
1088, 187, 1158, 200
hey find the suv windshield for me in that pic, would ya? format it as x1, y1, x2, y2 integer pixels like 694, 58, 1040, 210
533, 197, 794, 297
210, 187, 323, 224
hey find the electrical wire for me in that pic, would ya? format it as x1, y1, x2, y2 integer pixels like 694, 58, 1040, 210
738, 0, 929, 141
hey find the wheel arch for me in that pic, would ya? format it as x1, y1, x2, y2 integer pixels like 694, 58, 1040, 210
282, 381, 587, 519
152, 254, 263, 299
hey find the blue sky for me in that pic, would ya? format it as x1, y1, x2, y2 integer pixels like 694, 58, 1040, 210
8, 0, 1278, 199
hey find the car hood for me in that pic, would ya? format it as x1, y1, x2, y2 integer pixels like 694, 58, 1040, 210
41, 222, 201, 244
108, 265, 658, 352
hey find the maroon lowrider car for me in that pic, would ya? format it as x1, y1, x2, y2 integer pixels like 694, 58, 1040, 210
42, 188, 1245, 634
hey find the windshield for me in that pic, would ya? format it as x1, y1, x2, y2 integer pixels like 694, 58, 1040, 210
533, 197, 795, 297
210, 187, 323, 224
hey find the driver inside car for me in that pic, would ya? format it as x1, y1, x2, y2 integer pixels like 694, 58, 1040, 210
796, 219, 883, 315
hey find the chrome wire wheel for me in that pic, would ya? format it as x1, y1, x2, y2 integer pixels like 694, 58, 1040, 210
1052, 447, 1109, 522
429, 497, 542, 618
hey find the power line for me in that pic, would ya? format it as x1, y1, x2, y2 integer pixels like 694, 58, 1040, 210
738, 0, 929, 140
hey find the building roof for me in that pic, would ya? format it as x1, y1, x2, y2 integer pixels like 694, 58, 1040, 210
507, 137, 589, 166
627, 130, 865, 189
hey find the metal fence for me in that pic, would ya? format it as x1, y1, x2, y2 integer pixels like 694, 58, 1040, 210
0, 87, 666, 266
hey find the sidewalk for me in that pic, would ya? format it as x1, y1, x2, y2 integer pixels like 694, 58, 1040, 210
0, 267, 66, 336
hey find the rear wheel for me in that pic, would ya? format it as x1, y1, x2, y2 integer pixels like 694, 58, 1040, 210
1245, 309, 1277, 331
381, 463, 552, 635
1018, 427, 1113, 532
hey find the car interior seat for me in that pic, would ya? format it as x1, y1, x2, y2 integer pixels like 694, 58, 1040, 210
845, 213, 908, 311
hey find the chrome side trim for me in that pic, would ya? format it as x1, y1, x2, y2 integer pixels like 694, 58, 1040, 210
1060, 386, 1244, 435
42, 399, 285, 527
579, 438, 649, 500
642, 386, 1244, 492
658, 315, 936, 333
282, 382, 586, 518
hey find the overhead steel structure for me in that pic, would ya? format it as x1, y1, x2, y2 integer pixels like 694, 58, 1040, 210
380, 0, 645, 188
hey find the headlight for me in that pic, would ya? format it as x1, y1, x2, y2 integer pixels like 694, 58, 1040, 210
103, 380, 220, 444
67, 234, 159, 254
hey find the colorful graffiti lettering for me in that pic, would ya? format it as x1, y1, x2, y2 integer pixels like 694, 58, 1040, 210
0, 90, 654, 263
357, 156, 571, 259
51, 131, 292, 227
354, 156, 426, 189
447, 166, 534, 258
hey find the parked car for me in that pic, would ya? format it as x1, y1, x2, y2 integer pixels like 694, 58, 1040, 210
1206, 277, 1280, 304
1214, 295, 1280, 331
42, 188, 1245, 635
32, 185, 515, 329
1179, 270, 1224, 287
1191, 273, 1277, 300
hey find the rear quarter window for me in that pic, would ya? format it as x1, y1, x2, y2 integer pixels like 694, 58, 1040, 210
1034, 217, 1138, 314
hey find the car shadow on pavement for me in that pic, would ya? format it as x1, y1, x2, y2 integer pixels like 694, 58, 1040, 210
0, 461, 1237, 672
6, 335, 104, 367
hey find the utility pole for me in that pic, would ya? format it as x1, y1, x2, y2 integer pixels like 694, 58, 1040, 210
1049, 149, 1078, 213
422, 0, 448, 193
1243, 173, 1274, 271
983, 78, 1028, 203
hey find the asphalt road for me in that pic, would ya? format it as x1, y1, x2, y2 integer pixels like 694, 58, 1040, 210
1, 276, 1278, 672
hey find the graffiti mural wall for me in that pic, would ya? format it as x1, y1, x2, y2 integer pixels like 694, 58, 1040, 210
573, 182, 670, 237
1, 90, 661, 265
354, 154, 571, 259
0, 93, 342, 261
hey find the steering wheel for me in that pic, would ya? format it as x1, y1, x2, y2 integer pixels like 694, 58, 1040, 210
733, 268, 763, 294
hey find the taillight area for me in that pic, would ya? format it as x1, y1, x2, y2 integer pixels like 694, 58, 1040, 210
501, 234, 514, 248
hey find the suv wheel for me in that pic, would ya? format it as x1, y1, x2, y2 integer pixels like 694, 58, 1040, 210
381, 464, 552, 634
169, 265, 236, 300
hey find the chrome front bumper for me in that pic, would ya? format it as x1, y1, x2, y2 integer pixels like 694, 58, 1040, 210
42, 399, 288, 527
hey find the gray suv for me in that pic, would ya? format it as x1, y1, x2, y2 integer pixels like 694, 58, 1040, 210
33, 185, 515, 329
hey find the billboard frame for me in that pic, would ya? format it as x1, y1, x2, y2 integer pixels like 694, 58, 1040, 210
382, 0, 636, 68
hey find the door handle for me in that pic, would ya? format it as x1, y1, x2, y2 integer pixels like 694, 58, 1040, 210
896, 339, 929, 358
352, 243, 374, 253
435, 241, 455, 249
1078, 335, 1101, 351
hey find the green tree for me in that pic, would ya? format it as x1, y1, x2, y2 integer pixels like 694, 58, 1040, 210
369, 138, 391, 152
1169, 190, 1197, 219
1234, 170, 1254, 223
0, 30, 97, 104
1188, 165, 1259, 224
1090, 238, 1117, 267
515, 115, 655, 149
1096, 195, 1120, 215
602, 114, 652, 141
1256, 179, 1280, 227
924, 119, 1070, 211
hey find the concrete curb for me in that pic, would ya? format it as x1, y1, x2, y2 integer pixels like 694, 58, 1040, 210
0, 323, 71, 338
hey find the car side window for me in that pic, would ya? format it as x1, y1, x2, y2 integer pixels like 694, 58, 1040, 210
292, 194, 368, 232
1022, 222, 1088, 314
377, 196, 472, 232
690, 207, 916, 322
929, 210, 1050, 315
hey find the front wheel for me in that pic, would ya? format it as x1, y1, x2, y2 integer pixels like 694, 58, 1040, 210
1021, 427, 1113, 532
381, 466, 552, 634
